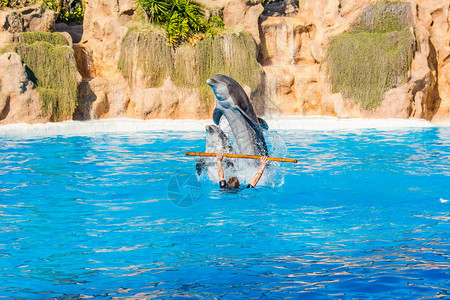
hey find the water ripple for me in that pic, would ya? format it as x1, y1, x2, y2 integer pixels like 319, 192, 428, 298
0, 129, 449, 298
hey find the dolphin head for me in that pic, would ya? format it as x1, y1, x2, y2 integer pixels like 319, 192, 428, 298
206, 74, 238, 101
205, 124, 222, 136
205, 125, 225, 148
197, 124, 235, 175
205, 125, 233, 153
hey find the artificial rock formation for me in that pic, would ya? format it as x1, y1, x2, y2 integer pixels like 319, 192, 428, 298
0, 6, 82, 124
75, 0, 264, 121
0, 5, 57, 48
222, 0, 264, 44
259, 0, 449, 121
0, 52, 47, 124
0, 0, 449, 124
0, 5, 56, 33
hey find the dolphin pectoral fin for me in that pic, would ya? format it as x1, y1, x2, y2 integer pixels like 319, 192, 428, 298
212, 108, 223, 125
258, 117, 269, 130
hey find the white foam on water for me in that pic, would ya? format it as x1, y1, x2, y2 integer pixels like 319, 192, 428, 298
264, 115, 442, 130
0, 118, 211, 138
199, 128, 288, 187
0, 116, 449, 138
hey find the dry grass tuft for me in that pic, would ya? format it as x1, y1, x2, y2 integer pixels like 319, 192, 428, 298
326, 2, 415, 109
119, 25, 261, 108
2, 33, 78, 121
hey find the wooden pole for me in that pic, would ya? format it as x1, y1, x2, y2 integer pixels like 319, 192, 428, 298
185, 152, 297, 163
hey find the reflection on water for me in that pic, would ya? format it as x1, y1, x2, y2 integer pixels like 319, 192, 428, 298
0, 128, 449, 298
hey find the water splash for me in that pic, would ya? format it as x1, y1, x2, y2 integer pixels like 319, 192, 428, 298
200, 124, 288, 188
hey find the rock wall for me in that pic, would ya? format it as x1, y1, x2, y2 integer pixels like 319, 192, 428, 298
0, 6, 64, 125
0, 52, 46, 124
260, 0, 449, 121
74, 0, 264, 121
0, 0, 449, 124
69, 0, 450, 122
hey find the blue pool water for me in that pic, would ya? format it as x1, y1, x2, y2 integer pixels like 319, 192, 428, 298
0, 125, 449, 298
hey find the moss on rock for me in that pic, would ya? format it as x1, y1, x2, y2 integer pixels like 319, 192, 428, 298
17, 31, 68, 46
356, 1, 412, 33
119, 25, 262, 107
173, 31, 261, 104
326, 2, 415, 110
118, 24, 173, 88
5, 40, 78, 121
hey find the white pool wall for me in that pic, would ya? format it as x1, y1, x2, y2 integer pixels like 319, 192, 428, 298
0, 116, 449, 138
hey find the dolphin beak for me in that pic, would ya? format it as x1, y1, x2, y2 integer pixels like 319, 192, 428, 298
205, 125, 212, 133
206, 78, 214, 87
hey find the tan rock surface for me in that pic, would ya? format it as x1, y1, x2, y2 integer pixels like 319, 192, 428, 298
87, 77, 129, 119
0, 6, 56, 34
433, 54, 450, 121
223, 0, 264, 44
130, 78, 205, 119
2, 0, 448, 124
73, 45, 96, 81
259, 0, 449, 120
416, 0, 450, 121
81, 0, 133, 79
262, 65, 322, 115
260, 17, 310, 65
0, 52, 47, 124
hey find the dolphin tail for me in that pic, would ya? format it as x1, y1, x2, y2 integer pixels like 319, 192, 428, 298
196, 158, 206, 175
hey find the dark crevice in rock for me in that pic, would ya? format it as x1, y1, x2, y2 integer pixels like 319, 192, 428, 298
0, 96, 10, 121
55, 23, 83, 43
73, 81, 95, 120
428, 42, 441, 118
262, 0, 298, 17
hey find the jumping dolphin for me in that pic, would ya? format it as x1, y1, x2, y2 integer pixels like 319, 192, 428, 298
196, 125, 236, 175
206, 74, 269, 156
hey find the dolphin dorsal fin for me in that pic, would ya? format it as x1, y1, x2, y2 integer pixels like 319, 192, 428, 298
258, 118, 269, 130
213, 108, 223, 125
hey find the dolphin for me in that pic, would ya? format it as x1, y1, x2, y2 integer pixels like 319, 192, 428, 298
206, 74, 269, 156
196, 125, 236, 175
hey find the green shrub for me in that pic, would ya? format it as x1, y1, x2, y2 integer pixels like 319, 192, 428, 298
57, 1, 84, 24
326, 2, 414, 110
353, 1, 412, 33
262, 0, 283, 6
5, 41, 78, 121
42, 0, 85, 24
173, 31, 260, 88
1, 0, 85, 24
0, 0, 34, 9
137, 0, 224, 47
